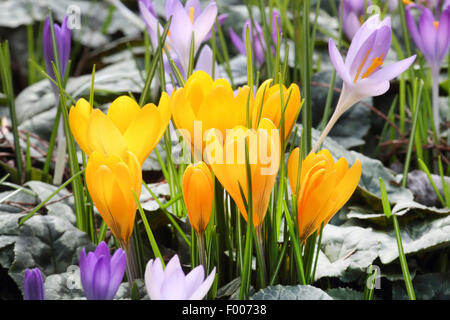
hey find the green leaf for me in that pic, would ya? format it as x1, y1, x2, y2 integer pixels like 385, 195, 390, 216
315, 214, 450, 282
326, 287, 364, 300
0, 211, 95, 296
250, 284, 333, 300
392, 272, 450, 300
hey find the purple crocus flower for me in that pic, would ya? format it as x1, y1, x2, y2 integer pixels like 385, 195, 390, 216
229, 10, 281, 66
79, 241, 127, 300
405, 4, 450, 135
43, 16, 71, 82
405, 5, 450, 74
340, 0, 371, 40
312, 14, 416, 152
139, 0, 218, 76
145, 255, 216, 300
24, 268, 45, 300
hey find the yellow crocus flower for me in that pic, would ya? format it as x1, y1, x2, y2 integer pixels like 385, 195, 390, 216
205, 118, 280, 228
170, 70, 250, 158
182, 161, 214, 234
69, 94, 171, 165
252, 79, 302, 142
85, 150, 142, 246
287, 147, 361, 241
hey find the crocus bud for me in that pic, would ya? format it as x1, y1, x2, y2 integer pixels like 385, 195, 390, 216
145, 255, 216, 300
205, 118, 280, 228
85, 151, 142, 246
43, 15, 71, 82
24, 268, 45, 300
79, 241, 127, 300
182, 162, 214, 234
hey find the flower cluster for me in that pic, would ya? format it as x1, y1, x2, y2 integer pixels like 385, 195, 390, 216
24, 0, 424, 302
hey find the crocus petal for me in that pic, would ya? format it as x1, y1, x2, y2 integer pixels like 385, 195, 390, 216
345, 14, 386, 68
139, 1, 160, 48
123, 103, 161, 165
343, 11, 362, 40
68, 98, 93, 154
169, 7, 193, 73
328, 39, 352, 83
92, 255, 111, 300
94, 241, 110, 258
352, 77, 390, 97
185, 0, 202, 19
195, 45, 213, 76
145, 259, 164, 300
405, 5, 424, 53
164, 254, 183, 279
107, 248, 126, 300
160, 269, 187, 300
436, 9, 450, 62
184, 265, 205, 298
86, 109, 128, 159
370, 55, 416, 82
193, 2, 218, 52
106, 96, 141, 134
229, 27, 246, 55
419, 7, 437, 62
189, 267, 216, 300
271, 10, 281, 45
79, 249, 95, 300
24, 268, 45, 300
348, 30, 377, 79
43, 17, 53, 77
166, 0, 184, 21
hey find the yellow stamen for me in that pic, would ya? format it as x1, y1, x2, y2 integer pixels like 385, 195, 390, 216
353, 49, 371, 83
189, 7, 195, 24
361, 53, 385, 79
434, 21, 439, 30
402, 0, 414, 4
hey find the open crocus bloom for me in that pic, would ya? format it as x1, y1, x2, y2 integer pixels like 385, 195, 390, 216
69, 94, 170, 166
288, 148, 361, 241
85, 151, 142, 246
79, 241, 126, 300
170, 71, 249, 159
139, 0, 222, 80
182, 161, 214, 234
205, 119, 280, 228
313, 14, 416, 152
145, 255, 216, 300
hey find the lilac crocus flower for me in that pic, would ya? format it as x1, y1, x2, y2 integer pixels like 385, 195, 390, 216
229, 10, 281, 66
405, 5, 450, 74
24, 268, 45, 300
312, 14, 416, 152
139, 0, 218, 76
145, 255, 216, 300
340, 0, 371, 40
79, 241, 126, 300
405, 4, 450, 135
43, 16, 71, 82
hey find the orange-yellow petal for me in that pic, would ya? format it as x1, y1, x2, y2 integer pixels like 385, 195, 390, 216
106, 96, 141, 134
86, 109, 128, 159
69, 98, 93, 155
